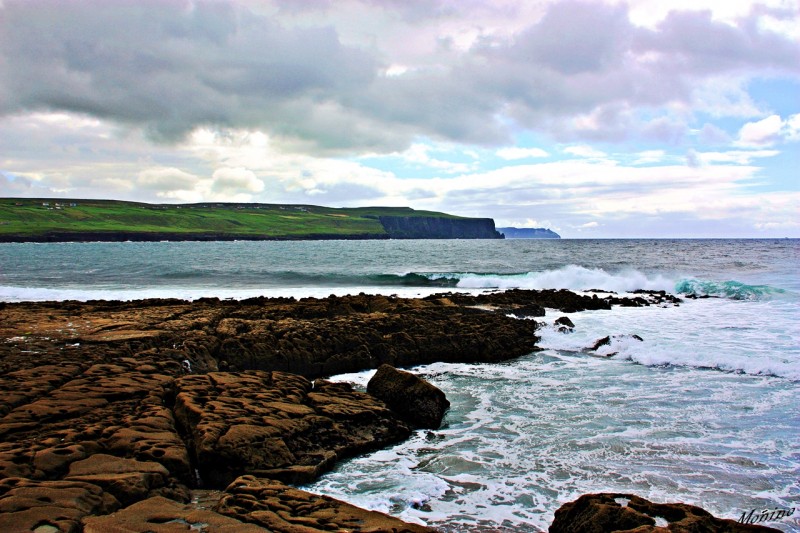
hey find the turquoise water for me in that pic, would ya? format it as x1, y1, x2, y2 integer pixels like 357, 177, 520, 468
1, 239, 798, 531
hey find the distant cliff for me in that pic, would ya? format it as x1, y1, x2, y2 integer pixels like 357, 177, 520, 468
379, 216, 504, 239
498, 227, 560, 239
0, 198, 505, 242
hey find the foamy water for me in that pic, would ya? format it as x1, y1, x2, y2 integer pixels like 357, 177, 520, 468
312, 297, 799, 531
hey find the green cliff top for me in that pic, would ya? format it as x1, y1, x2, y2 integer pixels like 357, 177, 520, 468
0, 198, 473, 241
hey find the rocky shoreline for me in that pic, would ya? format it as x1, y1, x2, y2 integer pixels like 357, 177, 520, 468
0, 290, 779, 531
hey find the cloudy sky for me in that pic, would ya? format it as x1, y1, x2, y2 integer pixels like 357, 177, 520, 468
1, 0, 798, 237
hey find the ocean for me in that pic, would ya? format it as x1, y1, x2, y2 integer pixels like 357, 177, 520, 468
1, 239, 798, 531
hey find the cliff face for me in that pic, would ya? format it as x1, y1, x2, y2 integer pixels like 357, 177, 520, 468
497, 227, 561, 239
379, 216, 503, 239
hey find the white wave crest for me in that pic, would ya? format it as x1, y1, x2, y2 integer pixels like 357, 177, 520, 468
453, 265, 675, 293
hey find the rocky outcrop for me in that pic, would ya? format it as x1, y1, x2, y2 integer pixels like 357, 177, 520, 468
82, 494, 270, 532
379, 215, 503, 239
0, 477, 119, 532
550, 493, 782, 533
367, 364, 450, 429
173, 371, 411, 487
431, 288, 681, 314
0, 291, 684, 529
216, 475, 437, 532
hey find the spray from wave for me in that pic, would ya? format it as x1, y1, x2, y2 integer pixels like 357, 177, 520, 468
446, 265, 674, 293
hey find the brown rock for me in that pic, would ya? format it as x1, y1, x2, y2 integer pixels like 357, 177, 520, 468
0, 477, 119, 533
64, 454, 173, 506
549, 493, 783, 533
367, 364, 450, 429
173, 371, 411, 487
82, 495, 268, 532
216, 475, 437, 533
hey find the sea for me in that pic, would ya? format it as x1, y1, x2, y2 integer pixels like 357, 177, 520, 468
1, 238, 798, 531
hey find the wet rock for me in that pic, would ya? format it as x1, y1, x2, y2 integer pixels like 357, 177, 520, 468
589, 334, 643, 356
0, 477, 119, 533
549, 493, 782, 532
173, 371, 411, 488
554, 316, 575, 332
216, 475, 437, 532
82, 495, 268, 532
367, 364, 450, 429
64, 453, 184, 506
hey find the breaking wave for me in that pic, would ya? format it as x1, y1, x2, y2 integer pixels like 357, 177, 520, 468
674, 279, 785, 300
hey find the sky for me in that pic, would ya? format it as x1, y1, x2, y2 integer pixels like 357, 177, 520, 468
1, 0, 798, 237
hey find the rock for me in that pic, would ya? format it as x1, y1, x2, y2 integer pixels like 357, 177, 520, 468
367, 364, 450, 429
498, 303, 546, 318
549, 493, 782, 533
554, 316, 575, 332
216, 475, 437, 532
82, 495, 268, 532
589, 334, 643, 355
64, 453, 182, 506
0, 477, 119, 533
172, 371, 411, 487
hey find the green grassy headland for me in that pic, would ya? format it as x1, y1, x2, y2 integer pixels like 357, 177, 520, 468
0, 198, 466, 241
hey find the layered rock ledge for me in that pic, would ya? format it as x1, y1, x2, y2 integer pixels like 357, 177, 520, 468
3, 289, 749, 533
0, 292, 541, 531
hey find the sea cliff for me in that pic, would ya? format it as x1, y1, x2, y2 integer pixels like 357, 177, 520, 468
378, 215, 503, 239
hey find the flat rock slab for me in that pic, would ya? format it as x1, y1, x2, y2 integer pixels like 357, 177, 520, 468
216, 475, 437, 533
82, 495, 269, 533
0, 477, 119, 533
173, 371, 412, 487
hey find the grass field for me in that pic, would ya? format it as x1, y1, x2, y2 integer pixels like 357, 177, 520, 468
0, 199, 463, 240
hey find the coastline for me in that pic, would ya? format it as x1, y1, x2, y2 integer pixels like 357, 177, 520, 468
0, 291, 786, 531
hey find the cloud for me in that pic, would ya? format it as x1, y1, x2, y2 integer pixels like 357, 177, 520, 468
563, 145, 608, 159
138, 167, 200, 192
1, 0, 798, 152
211, 167, 264, 194
496, 147, 549, 160
632, 150, 666, 165
737, 115, 784, 146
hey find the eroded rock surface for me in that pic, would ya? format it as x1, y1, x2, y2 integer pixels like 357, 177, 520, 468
216, 475, 437, 532
367, 364, 450, 429
0, 291, 684, 530
550, 493, 782, 533
173, 371, 411, 487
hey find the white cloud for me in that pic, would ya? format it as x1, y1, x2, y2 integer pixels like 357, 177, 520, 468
138, 167, 199, 192
496, 147, 549, 160
784, 113, 800, 141
697, 149, 780, 165
211, 167, 264, 194
737, 114, 784, 146
563, 145, 608, 159
399, 143, 477, 173
632, 150, 666, 164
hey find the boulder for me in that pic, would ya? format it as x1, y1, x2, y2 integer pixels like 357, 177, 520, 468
367, 364, 450, 429
549, 493, 783, 533
554, 316, 575, 332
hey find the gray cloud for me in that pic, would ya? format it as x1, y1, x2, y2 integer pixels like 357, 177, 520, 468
1, 0, 798, 152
